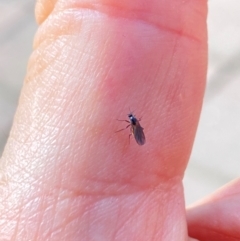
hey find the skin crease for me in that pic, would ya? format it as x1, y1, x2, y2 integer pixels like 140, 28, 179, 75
4, 0, 239, 240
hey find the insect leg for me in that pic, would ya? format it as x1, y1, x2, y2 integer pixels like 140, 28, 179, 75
115, 124, 130, 133
117, 119, 130, 123
128, 133, 132, 144
128, 125, 134, 144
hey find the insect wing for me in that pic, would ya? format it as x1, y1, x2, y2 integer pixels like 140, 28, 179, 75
133, 123, 146, 145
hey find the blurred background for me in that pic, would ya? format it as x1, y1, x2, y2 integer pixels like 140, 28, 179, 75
0, 0, 240, 205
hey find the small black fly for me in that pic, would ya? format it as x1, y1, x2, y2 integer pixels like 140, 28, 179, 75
116, 113, 146, 145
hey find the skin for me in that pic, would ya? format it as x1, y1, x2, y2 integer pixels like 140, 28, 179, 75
1, 0, 239, 240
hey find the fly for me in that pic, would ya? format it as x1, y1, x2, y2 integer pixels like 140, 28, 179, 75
116, 113, 146, 145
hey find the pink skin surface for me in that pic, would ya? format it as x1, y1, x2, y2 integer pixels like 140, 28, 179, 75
2, 0, 238, 240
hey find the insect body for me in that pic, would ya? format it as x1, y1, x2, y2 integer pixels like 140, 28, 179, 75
116, 113, 146, 145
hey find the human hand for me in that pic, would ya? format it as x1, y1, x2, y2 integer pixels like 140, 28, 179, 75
1, 0, 238, 241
